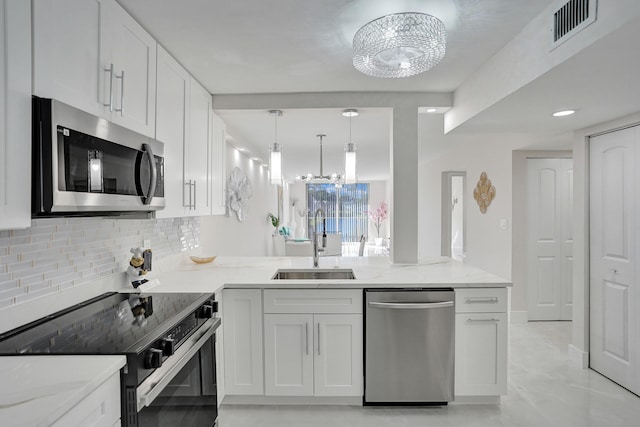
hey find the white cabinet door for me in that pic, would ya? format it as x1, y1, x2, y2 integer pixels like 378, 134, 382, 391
264, 314, 314, 396
211, 113, 227, 215
32, 0, 105, 117
0, 0, 31, 230
186, 79, 212, 216
222, 289, 264, 395
102, 0, 156, 137
314, 314, 363, 397
51, 372, 121, 427
155, 45, 189, 219
454, 312, 507, 396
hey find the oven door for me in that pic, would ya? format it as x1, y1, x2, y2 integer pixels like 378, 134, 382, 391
134, 318, 219, 427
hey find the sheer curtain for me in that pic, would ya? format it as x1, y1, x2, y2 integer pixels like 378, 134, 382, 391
306, 183, 369, 243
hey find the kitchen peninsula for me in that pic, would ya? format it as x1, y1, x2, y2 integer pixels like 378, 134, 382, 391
143, 255, 511, 405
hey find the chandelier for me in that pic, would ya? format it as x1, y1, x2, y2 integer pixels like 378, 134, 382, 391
297, 134, 343, 185
352, 12, 446, 78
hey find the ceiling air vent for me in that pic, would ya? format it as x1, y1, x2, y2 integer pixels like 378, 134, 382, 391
552, 0, 597, 48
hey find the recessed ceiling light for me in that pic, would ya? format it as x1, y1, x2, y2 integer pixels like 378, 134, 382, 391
552, 109, 576, 117
342, 109, 359, 117
236, 147, 246, 152
426, 108, 437, 113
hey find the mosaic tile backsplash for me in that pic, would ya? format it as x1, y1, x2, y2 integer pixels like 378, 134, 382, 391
0, 217, 200, 310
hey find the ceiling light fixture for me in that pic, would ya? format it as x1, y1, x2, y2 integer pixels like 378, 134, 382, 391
353, 12, 446, 78
426, 108, 437, 113
343, 109, 358, 184
268, 110, 283, 185
552, 109, 576, 117
298, 134, 342, 185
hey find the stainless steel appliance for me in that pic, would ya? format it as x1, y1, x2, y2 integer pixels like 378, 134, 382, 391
0, 292, 219, 427
364, 288, 455, 405
32, 96, 165, 216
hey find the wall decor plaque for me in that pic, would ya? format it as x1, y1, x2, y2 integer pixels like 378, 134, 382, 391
226, 167, 253, 221
473, 171, 496, 214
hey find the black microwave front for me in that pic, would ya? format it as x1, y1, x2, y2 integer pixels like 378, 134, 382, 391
32, 97, 165, 216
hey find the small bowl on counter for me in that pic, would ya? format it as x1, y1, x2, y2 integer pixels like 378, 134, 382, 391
189, 255, 217, 264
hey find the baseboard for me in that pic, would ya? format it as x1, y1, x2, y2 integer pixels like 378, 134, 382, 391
568, 344, 589, 369
510, 310, 528, 324
222, 395, 363, 406
452, 396, 500, 405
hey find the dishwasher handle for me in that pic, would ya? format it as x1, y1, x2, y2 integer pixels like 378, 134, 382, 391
368, 301, 454, 310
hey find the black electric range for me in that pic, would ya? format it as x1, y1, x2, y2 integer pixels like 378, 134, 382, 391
0, 292, 220, 427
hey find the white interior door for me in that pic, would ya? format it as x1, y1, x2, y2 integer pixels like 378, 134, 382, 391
526, 158, 573, 321
590, 127, 639, 394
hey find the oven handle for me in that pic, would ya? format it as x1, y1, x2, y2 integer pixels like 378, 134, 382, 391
136, 317, 220, 411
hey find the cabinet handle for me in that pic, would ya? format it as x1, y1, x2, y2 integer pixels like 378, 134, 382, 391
104, 64, 114, 111
184, 180, 194, 209
115, 70, 125, 116
193, 180, 197, 209
305, 322, 309, 356
467, 318, 500, 323
317, 323, 320, 355
464, 297, 498, 304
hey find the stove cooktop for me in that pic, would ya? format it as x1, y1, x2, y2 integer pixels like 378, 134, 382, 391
0, 292, 212, 355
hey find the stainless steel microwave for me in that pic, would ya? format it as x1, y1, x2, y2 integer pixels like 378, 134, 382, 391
32, 97, 165, 216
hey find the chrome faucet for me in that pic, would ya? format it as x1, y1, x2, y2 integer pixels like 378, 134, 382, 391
312, 208, 325, 268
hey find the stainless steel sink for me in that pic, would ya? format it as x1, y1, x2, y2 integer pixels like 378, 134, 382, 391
271, 268, 356, 280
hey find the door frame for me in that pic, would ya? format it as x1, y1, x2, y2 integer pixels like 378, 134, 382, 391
511, 150, 572, 324
441, 171, 466, 258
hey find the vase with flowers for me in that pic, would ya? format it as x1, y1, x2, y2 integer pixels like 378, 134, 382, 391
369, 201, 388, 246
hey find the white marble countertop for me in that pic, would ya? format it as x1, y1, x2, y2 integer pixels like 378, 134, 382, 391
133, 255, 511, 294
0, 355, 125, 427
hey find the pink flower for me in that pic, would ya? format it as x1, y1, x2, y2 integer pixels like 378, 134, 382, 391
368, 201, 388, 238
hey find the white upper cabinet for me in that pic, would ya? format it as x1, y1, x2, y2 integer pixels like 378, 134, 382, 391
33, 0, 156, 137
186, 79, 213, 216
32, 0, 103, 117
101, 0, 156, 137
0, 0, 31, 230
155, 45, 190, 219
211, 113, 227, 215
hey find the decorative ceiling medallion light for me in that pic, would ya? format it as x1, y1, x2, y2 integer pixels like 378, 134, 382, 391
552, 109, 576, 117
353, 12, 446, 78
268, 110, 283, 185
343, 109, 358, 184
297, 134, 342, 185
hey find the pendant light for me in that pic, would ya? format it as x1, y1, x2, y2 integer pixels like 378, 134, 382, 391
343, 109, 358, 184
268, 110, 283, 185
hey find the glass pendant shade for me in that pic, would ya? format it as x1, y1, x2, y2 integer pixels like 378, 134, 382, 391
268, 110, 283, 185
269, 142, 282, 184
344, 143, 357, 184
353, 12, 446, 78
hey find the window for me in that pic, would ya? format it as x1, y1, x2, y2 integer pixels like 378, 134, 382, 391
306, 183, 369, 242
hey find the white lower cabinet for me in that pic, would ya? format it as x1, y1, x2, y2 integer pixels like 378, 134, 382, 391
264, 313, 314, 396
52, 371, 121, 427
454, 288, 508, 397
263, 290, 363, 397
222, 289, 264, 395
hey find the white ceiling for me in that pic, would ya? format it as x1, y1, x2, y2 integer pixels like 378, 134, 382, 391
116, 0, 640, 181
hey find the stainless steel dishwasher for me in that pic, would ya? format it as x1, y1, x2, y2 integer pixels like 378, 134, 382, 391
364, 288, 455, 405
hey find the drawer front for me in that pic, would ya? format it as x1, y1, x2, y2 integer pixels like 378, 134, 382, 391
52, 372, 121, 427
264, 289, 363, 314
455, 288, 507, 313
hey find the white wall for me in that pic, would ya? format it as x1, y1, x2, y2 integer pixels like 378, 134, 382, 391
199, 143, 278, 256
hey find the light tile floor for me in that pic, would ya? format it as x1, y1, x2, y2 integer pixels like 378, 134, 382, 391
218, 322, 640, 426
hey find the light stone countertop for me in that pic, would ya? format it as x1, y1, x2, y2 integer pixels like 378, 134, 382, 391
0, 355, 125, 427
134, 255, 511, 294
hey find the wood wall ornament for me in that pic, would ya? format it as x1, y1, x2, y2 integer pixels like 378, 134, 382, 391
473, 172, 496, 214
226, 167, 253, 221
